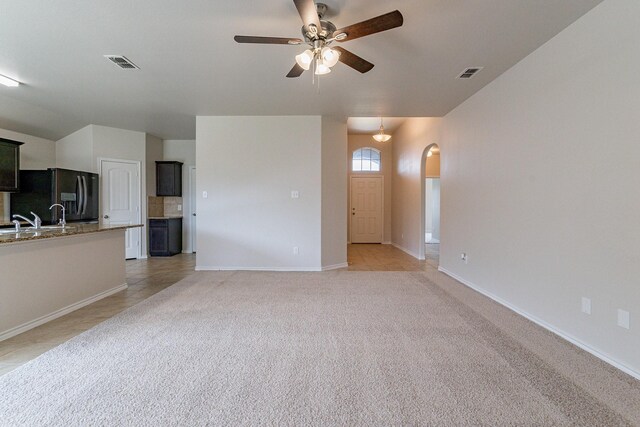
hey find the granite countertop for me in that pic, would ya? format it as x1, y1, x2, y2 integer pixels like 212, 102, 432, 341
0, 223, 143, 245
148, 216, 183, 219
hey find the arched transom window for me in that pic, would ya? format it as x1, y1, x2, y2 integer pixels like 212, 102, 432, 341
352, 147, 381, 172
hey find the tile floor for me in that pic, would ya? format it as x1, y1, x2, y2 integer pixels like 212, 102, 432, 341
0, 244, 436, 375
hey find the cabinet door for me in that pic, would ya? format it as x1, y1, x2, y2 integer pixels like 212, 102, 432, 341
167, 218, 183, 255
156, 162, 183, 196
156, 163, 175, 196
149, 221, 169, 255
0, 139, 22, 192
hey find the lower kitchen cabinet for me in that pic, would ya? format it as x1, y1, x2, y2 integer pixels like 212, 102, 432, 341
149, 218, 182, 256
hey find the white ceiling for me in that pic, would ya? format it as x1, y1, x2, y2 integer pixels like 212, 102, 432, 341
347, 117, 406, 134
0, 0, 602, 140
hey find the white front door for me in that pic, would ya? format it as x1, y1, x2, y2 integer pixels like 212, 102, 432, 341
100, 159, 140, 259
350, 176, 383, 243
189, 166, 196, 253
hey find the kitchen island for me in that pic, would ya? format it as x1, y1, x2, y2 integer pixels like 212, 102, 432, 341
0, 223, 142, 341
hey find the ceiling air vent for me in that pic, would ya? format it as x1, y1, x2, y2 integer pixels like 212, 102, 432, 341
104, 55, 139, 70
458, 67, 483, 79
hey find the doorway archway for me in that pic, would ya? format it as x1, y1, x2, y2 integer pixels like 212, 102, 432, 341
419, 144, 440, 262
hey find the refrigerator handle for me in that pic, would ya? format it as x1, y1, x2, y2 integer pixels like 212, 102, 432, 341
76, 176, 83, 215
82, 176, 88, 215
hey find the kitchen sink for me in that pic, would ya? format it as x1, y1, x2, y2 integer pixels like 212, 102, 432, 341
0, 225, 76, 235
24, 226, 76, 232
0, 229, 35, 235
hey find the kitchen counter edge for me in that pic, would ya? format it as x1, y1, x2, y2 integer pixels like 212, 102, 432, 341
0, 224, 143, 245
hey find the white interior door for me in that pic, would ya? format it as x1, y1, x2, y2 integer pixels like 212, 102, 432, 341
100, 159, 140, 259
189, 166, 196, 253
350, 176, 383, 243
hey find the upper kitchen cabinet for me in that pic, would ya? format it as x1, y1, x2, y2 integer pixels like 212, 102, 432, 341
156, 161, 183, 196
0, 138, 23, 192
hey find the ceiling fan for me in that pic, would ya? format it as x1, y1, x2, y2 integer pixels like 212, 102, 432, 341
234, 0, 403, 78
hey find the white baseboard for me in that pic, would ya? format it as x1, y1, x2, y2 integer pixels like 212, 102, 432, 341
322, 262, 348, 271
382, 241, 392, 245
437, 267, 640, 381
0, 283, 128, 342
196, 266, 323, 272
391, 242, 422, 260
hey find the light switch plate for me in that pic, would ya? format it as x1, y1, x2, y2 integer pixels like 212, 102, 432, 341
202, 191, 208, 199
581, 297, 591, 315
617, 309, 630, 329
291, 190, 299, 199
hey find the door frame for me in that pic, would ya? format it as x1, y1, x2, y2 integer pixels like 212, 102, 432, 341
349, 175, 384, 244
98, 157, 142, 259
419, 144, 439, 261
188, 165, 196, 253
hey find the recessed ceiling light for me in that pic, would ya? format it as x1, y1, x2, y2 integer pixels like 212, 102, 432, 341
0, 74, 20, 87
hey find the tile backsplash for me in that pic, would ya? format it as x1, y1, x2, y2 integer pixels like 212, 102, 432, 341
148, 196, 164, 217
147, 196, 183, 218
163, 197, 183, 217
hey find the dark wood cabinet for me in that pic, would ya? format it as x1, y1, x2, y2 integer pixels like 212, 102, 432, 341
149, 218, 183, 256
156, 161, 183, 196
0, 138, 23, 192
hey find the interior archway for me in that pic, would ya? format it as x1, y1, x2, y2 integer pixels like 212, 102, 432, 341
419, 144, 440, 263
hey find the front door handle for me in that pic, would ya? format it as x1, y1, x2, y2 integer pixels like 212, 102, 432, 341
104, 214, 109, 219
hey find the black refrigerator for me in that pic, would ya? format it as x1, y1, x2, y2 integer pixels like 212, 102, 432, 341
11, 168, 99, 225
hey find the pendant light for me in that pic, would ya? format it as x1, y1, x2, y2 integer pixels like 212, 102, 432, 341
372, 117, 391, 142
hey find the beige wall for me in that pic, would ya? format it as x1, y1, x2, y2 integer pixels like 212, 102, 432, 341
321, 117, 348, 269
0, 128, 56, 170
196, 116, 323, 270
347, 134, 393, 243
145, 134, 163, 197
391, 118, 443, 258
439, 0, 640, 376
55, 125, 93, 172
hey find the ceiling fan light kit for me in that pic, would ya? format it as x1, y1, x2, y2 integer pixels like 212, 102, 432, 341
234, 0, 404, 79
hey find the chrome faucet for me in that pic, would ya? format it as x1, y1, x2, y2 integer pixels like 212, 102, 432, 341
12, 212, 42, 229
49, 203, 66, 226
12, 219, 21, 232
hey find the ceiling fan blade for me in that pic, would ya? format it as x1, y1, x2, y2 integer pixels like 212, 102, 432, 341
335, 10, 404, 42
234, 35, 303, 45
286, 63, 305, 78
333, 47, 374, 73
293, 0, 322, 32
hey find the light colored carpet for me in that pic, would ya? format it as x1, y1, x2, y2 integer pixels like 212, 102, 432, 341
0, 271, 638, 426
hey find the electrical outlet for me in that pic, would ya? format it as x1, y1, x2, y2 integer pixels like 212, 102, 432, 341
581, 297, 591, 315
617, 309, 630, 329
202, 191, 208, 199
177, 204, 182, 211
291, 190, 299, 199
293, 246, 299, 255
